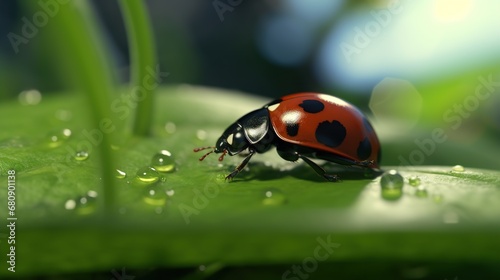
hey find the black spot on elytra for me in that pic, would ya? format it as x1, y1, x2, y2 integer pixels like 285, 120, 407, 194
286, 122, 299, 137
357, 137, 372, 160
299, 100, 324, 113
315, 120, 346, 148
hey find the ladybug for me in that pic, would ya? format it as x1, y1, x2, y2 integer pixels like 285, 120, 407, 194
194, 92, 381, 181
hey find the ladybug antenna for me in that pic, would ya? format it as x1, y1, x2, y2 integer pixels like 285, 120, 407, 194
193, 146, 215, 161
218, 149, 228, 161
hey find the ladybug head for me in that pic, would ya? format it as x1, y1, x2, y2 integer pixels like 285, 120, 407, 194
194, 123, 249, 162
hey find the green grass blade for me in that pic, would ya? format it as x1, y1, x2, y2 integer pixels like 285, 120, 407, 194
119, 0, 158, 136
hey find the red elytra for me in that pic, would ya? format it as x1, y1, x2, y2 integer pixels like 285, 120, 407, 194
267, 93, 380, 169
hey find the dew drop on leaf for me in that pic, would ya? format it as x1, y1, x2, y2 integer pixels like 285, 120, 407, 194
262, 188, 287, 206
166, 189, 175, 197
115, 169, 127, 179
66, 190, 98, 215
380, 170, 404, 201
74, 151, 89, 161
151, 150, 175, 172
136, 166, 160, 183
451, 165, 465, 172
408, 176, 421, 187
143, 185, 167, 206
47, 128, 71, 148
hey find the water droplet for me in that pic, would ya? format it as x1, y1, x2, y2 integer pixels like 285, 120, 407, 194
199, 265, 206, 272
166, 189, 175, 197
151, 150, 175, 172
115, 169, 127, 179
380, 170, 404, 200
165, 122, 176, 134
64, 199, 76, 210
66, 190, 98, 215
262, 188, 286, 205
155, 207, 164, 214
74, 151, 89, 161
196, 130, 208, 140
136, 166, 160, 183
143, 185, 167, 206
18, 89, 42, 105
47, 128, 72, 148
451, 165, 465, 172
415, 186, 428, 198
408, 176, 421, 187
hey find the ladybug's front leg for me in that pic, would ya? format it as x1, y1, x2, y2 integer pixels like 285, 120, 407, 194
225, 150, 255, 181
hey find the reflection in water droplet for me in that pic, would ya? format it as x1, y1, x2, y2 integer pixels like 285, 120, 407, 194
380, 170, 404, 201
408, 176, 421, 187
74, 151, 89, 161
136, 166, 160, 183
262, 188, 287, 205
47, 128, 72, 148
115, 169, 127, 179
18, 89, 42, 105
143, 185, 167, 206
165, 122, 176, 134
151, 150, 175, 172
451, 165, 465, 172
415, 186, 428, 198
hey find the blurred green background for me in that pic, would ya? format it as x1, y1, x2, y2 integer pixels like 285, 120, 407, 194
1, 0, 499, 169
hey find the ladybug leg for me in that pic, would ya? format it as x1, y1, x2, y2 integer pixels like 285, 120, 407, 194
298, 155, 340, 182
276, 145, 339, 182
226, 150, 255, 181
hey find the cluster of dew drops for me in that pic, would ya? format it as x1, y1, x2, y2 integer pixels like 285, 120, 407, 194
379, 165, 466, 202
47, 122, 179, 216
64, 148, 177, 215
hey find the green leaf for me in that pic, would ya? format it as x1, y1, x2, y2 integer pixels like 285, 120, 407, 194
1, 86, 500, 278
